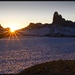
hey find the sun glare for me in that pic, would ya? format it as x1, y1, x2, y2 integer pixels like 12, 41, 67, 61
10, 28, 15, 32
9, 24, 18, 32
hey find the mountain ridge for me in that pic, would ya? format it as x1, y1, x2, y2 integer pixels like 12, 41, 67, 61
18, 11, 75, 37
0, 11, 75, 37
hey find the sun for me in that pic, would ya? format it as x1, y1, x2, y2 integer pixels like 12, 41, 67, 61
10, 27, 17, 33
10, 28, 15, 32
9, 25, 17, 33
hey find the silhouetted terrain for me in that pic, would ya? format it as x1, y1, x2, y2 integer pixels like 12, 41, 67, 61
18, 11, 75, 37
52, 11, 75, 27
0, 11, 75, 38
18, 60, 75, 74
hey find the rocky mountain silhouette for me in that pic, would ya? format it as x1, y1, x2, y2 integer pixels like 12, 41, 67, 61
18, 11, 75, 37
52, 11, 75, 27
0, 24, 4, 31
0, 24, 3, 28
0, 11, 75, 37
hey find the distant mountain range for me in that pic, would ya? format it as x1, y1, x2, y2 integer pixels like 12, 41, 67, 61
0, 11, 75, 37
18, 11, 75, 37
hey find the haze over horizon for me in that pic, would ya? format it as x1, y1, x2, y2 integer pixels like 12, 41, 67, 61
0, 1, 75, 29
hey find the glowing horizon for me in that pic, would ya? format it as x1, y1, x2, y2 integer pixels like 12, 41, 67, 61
0, 1, 75, 29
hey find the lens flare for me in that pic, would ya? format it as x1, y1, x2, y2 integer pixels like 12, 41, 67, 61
5, 26, 23, 49
10, 28, 15, 32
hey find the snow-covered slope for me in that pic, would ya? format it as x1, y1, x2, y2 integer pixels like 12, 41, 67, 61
0, 37, 75, 74
18, 26, 50, 36
49, 24, 75, 36
17, 11, 75, 37
18, 24, 75, 37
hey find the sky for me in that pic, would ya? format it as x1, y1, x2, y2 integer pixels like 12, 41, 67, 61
0, 1, 75, 29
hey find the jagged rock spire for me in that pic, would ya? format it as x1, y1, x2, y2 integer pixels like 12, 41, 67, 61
52, 11, 64, 25
53, 11, 59, 24
52, 11, 75, 27
53, 11, 58, 17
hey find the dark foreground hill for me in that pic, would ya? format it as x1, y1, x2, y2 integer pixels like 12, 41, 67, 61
17, 60, 75, 74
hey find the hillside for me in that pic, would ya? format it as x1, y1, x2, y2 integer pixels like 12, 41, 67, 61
18, 60, 75, 74
18, 11, 75, 37
0, 11, 75, 37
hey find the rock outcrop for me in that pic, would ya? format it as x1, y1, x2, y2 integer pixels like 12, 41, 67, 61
0, 24, 5, 31
17, 11, 75, 37
52, 11, 75, 27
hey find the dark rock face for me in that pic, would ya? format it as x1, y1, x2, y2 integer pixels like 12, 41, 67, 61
52, 11, 75, 27
0, 24, 4, 29
0, 24, 4, 31
52, 11, 65, 25
53, 11, 59, 24
26, 22, 43, 29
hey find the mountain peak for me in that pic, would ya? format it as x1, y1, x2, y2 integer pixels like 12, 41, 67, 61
52, 11, 75, 27
52, 11, 64, 25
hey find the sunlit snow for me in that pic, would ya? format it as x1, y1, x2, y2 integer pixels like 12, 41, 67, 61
0, 36, 75, 74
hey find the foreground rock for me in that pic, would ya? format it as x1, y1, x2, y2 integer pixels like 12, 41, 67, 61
17, 60, 75, 74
